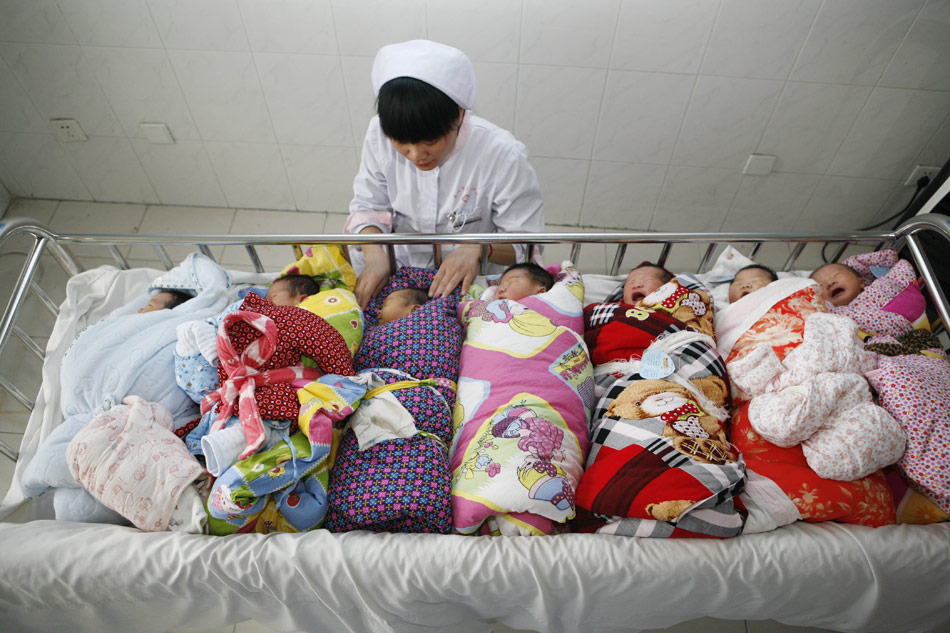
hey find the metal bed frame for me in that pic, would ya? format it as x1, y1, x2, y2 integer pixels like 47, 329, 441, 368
1, 212, 949, 466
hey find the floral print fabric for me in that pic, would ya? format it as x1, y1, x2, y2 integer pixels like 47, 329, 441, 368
731, 402, 895, 526
867, 353, 950, 514
325, 267, 462, 533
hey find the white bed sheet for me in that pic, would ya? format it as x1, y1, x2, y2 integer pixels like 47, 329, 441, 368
0, 520, 948, 633
1, 262, 949, 633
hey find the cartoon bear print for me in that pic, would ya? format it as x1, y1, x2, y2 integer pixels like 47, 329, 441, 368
606, 377, 736, 465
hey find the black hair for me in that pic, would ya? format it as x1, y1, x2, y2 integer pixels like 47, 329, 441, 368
377, 77, 462, 144
273, 274, 321, 297
502, 262, 555, 292
160, 290, 191, 309
392, 286, 430, 306
735, 264, 778, 282
631, 261, 674, 284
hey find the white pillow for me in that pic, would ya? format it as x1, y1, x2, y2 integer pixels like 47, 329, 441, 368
695, 246, 756, 312
582, 273, 626, 306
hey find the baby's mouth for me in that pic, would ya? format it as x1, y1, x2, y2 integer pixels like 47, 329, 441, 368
830, 286, 845, 299
630, 292, 645, 303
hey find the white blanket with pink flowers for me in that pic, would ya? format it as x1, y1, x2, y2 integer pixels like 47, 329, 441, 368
66, 396, 205, 532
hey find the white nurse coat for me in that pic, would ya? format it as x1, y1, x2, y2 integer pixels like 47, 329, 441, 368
345, 112, 545, 271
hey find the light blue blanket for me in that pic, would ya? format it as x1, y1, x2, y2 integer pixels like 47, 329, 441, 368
21, 253, 232, 505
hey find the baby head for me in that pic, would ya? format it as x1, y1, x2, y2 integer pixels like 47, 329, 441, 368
810, 263, 865, 307
622, 262, 674, 305
378, 287, 429, 324
138, 289, 190, 313
265, 274, 320, 306
728, 265, 778, 303
495, 263, 554, 301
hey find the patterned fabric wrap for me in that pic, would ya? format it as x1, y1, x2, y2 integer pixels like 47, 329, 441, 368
575, 275, 747, 538
66, 396, 206, 532
830, 249, 923, 339
296, 375, 368, 440
450, 262, 596, 535
176, 285, 361, 406
884, 469, 949, 524
731, 402, 895, 526
867, 352, 950, 514
281, 244, 357, 291
202, 309, 321, 460
726, 287, 905, 481
174, 350, 221, 404
207, 427, 332, 535
723, 285, 901, 526
200, 292, 355, 458
325, 267, 462, 533
584, 274, 716, 367
297, 288, 364, 355
205, 374, 364, 535
865, 329, 943, 358
722, 281, 826, 402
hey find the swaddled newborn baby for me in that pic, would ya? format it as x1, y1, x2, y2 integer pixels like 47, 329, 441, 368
810, 249, 926, 340
450, 261, 594, 536
139, 289, 191, 313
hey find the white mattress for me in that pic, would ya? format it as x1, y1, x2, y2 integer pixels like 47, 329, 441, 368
1, 263, 948, 633
0, 519, 948, 633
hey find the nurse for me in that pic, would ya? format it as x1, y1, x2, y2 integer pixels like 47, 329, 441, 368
345, 40, 546, 307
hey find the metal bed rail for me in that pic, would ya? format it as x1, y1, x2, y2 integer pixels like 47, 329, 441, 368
1, 213, 948, 463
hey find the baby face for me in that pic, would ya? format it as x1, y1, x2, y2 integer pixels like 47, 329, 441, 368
138, 291, 177, 314
496, 269, 546, 302
728, 268, 774, 303
622, 268, 667, 305
377, 290, 420, 325
265, 280, 308, 306
811, 264, 865, 307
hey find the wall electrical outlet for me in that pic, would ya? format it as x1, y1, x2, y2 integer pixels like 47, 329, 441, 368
50, 118, 87, 142
904, 164, 940, 186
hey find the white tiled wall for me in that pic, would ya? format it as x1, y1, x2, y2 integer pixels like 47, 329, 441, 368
0, 0, 949, 230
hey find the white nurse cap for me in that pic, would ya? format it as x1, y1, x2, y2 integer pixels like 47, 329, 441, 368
371, 40, 476, 110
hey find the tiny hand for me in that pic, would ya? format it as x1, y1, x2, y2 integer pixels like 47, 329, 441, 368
354, 250, 391, 309
430, 244, 482, 299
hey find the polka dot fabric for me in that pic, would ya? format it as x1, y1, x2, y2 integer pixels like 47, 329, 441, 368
326, 266, 463, 533
867, 353, 950, 514
830, 250, 920, 339
219, 292, 355, 421
325, 433, 452, 533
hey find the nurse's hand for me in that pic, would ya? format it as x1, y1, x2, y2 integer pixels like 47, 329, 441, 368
355, 245, 391, 309
430, 244, 481, 299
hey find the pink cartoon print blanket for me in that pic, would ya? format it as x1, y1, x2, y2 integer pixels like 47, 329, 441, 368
450, 262, 595, 535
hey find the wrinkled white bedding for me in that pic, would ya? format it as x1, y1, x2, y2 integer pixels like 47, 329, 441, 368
0, 262, 948, 633
0, 520, 948, 633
